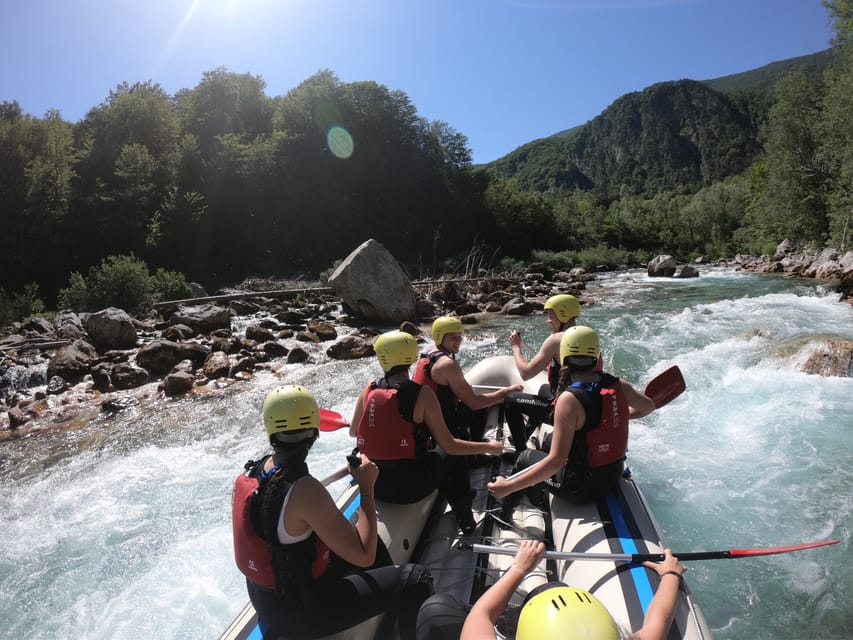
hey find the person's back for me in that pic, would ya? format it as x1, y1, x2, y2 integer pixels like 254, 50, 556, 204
352, 330, 505, 532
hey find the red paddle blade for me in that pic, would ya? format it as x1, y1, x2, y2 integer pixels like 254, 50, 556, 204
644, 365, 686, 409
729, 539, 840, 558
319, 408, 350, 432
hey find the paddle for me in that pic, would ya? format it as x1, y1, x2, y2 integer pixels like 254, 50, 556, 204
319, 408, 350, 432
464, 539, 840, 563
644, 365, 685, 409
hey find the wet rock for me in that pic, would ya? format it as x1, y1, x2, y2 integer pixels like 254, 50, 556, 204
307, 320, 337, 341
286, 346, 311, 364
326, 335, 374, 360
47, 339, 97, 383
163, 324, 195, 341
261, 342, 288, 358
676, 265, 699, 278
46, 375, 69, 395
162, 371, 195, 396
295, 331, 320, 343
246, 325, 276, 342
137, 339, 209, 374
203, 351, 231, 379
112, 362, 150, 389
91, 362, 113, 391
84, 307, 138, 349
101, 395, 139, 414
501, 298, 535, 316
801, 339, 853, 377
648, 255, 677, 277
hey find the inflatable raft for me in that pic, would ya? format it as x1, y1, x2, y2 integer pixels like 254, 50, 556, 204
219, 355, 713, 640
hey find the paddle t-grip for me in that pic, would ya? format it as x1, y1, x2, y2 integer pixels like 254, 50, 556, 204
346, 454, 362, 469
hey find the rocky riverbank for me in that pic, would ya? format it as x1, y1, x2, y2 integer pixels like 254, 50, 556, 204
2, 245, 851, 441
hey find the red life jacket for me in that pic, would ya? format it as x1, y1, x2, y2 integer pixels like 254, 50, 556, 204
356, 379, 426, 461
565, 374, 629, 469
232, 458, 330, 591
413, 350, 461, 424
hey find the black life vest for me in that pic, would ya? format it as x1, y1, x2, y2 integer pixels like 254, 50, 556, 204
412, 350, 464, 430
356, 378, 428, 460
232, 457, 330, 593
564, 373, 629, 470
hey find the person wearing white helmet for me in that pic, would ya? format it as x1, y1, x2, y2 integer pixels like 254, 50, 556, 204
351, 330, 505, 533
233, 384, 433, 639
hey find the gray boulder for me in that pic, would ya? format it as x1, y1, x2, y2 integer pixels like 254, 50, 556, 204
329, 239, 417, 324
84, 307, 138, 350
648, 255, 677, 278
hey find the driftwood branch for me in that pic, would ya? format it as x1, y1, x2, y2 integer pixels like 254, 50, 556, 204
152, 277, 505, 307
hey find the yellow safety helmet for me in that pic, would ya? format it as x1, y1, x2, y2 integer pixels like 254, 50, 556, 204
544, 294, 581, 324
559, 325, 600, 365
517, 583, 619, 640
262, 385, 320, 444
374, 330, 419, 372
431, 316, 465, 347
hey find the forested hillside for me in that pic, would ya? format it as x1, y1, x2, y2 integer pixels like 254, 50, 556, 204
1, 2, 851, 326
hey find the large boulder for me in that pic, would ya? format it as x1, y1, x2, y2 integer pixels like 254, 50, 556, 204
328, 239, 417, 324
648, 255, 677, 278
84, 307, 138, 350
800, 338, 853, 377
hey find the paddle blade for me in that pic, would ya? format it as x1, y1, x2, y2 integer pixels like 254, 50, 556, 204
645, 365, 686, 409
319, 408, 350, 432
728, 539, 840, 559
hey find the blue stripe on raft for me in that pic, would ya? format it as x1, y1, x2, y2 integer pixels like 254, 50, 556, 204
246, 626, 263, 640
606, 493, 654, 612
343, 491, 361, 520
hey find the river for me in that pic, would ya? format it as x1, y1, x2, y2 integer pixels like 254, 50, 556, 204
0, 268, 850, 639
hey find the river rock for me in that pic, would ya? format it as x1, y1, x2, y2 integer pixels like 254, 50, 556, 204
47, 339, 98, 383
170, 304, 233, 333
328, 239, 417, 324
111, 362, 150, 389
136, 339, 209, 374
203, 351, 231, 379
648, 255, 677, 277
84, 307, 138, 350
801, 339, 853, 377
326, 335, 374, 360
676, 265, 700, 278
162, 370, 196, 396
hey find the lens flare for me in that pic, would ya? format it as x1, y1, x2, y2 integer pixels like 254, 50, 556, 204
327, 125, 354, 159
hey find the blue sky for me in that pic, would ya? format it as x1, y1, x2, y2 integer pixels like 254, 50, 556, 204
1, 0, 835, 164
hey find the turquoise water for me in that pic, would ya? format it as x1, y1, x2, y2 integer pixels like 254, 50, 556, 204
0, 268, 850, 639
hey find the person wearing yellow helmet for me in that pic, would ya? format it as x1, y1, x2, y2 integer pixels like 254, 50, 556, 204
489, 326, 655, 504
351, 330, 505, 533
503, 294, 597, 453
412, 316, 522, 441
233, 384, 433, 639
453, 540, 687, 640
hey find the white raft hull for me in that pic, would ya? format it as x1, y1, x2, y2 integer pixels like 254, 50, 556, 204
220, 355, 713, 640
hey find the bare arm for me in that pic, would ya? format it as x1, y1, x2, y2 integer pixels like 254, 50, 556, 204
415, 386, 504, 457
349, 385, 368, 438
461, 540, 546, 640
510, 331, 559, 381
631, 549, 686, 640
431, 357, 522, 410
288, 458, 379, 567
620, 379, 656, 419
488, 391, 582, 499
